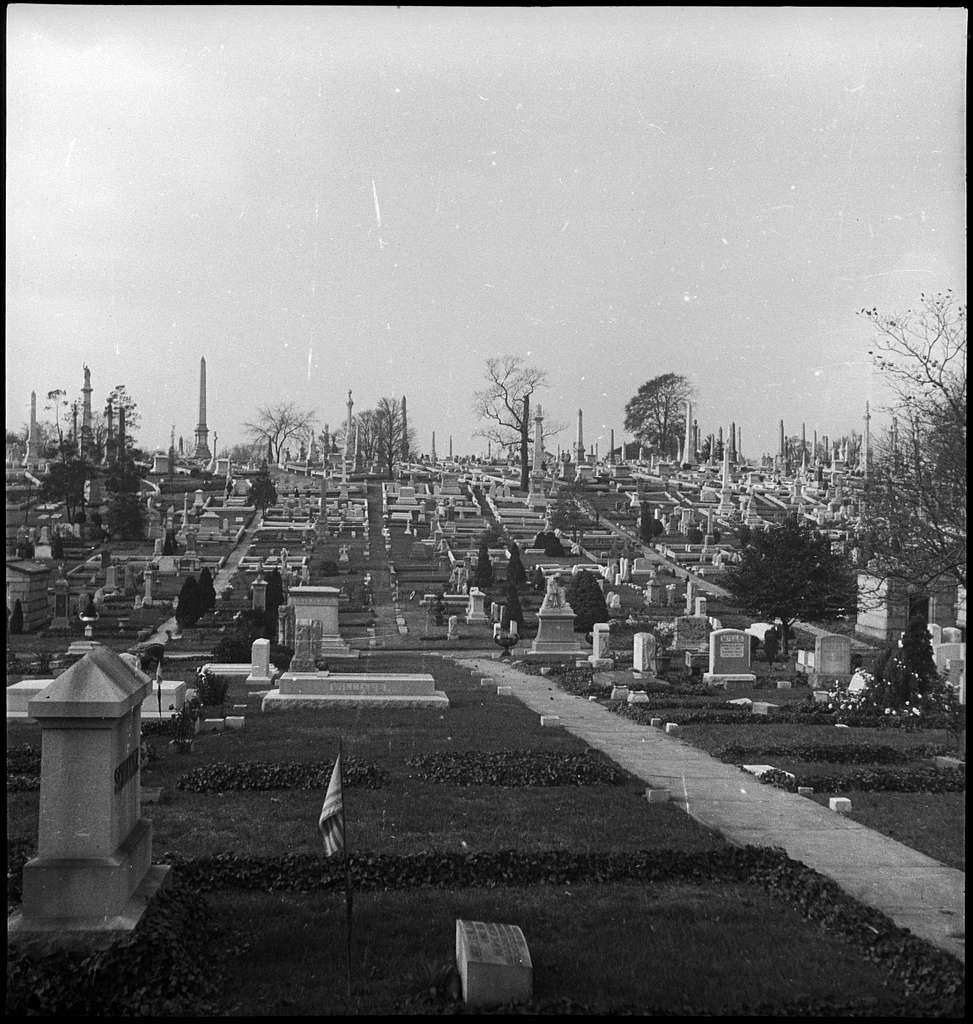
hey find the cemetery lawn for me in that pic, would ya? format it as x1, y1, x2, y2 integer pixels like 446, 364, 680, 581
208, 883, 903, 1016
6, 655, 962, 1014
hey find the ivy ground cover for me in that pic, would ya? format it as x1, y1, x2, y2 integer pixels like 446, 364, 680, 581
6, 655, 964, 1014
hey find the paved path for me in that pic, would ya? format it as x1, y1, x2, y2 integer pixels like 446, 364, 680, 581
451, 654, 966, 963
142, 516, 263, 647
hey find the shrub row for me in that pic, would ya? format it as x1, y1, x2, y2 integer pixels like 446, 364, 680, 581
405, 751, 624, 787
6, 744, 41, 775
611, 704, 954, 730
612, 705, 754, 726
5, 846, 963, 1015
176, 758, 384, 793
760, 766, 965, 794
152, 847, 961, 1008
7, 882, 223, 1016
717, 743, 949, 766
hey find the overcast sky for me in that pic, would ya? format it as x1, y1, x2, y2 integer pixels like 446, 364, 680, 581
6, 6, 967, 460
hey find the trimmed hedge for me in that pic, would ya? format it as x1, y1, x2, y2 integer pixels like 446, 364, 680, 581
7, 882, 222, 1016
405, 751, 624, 787
760, 766, 965, 794
717, 743, 949, 766
176, 758, 384, 793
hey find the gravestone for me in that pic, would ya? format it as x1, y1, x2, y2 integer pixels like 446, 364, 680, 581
942, 627, 963, 644
8, 647, 169, 946
632, 632, 657, 675
465, 587, 488, 624
455, 919, 533, 1009
246, 638, 275, 685
447, 615, 459, 640
848, 670, 870, 693
694, 596, 707, 619
588, 622, 612, 669
936, 641, 966, 672
703, 628, 756, 689
810, 633, 852, 687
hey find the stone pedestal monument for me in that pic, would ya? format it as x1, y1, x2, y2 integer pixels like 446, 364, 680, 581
8, 646, 170, 949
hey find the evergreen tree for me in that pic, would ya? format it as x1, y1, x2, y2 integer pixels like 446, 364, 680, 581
722, 517, 857, 654
105, 491, 146, 540
175, 575, 202, 628
10, 600, 24, 634
873, 616, 942, 710
564, 570, 610, 633
531, 566, 546, 593
639, 502, 654, 544
507, 540, 527, 587
473, 539, 494, 589
542, 532, 566, 557
501, 581, 525, 633
265, 568, 285, 639
50, 532, 65, 559
197, 566, 217, 617
250, 469, 278, 510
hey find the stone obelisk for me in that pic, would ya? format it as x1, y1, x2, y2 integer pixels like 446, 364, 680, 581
193, 357, 212, 462
23, 391, 42, 469
80, 365, 94, 459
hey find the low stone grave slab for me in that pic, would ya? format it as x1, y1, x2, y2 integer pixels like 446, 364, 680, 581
741, 764, 795, 782
812, 690, 831, 704
650, 717, 663, 727
776, 680, 792, 689
627, 690, 650, 704
479, 677, 495, 687
225, 716, 245, 730
664, 722, 680, 736
139, 681, 187, 720
262, 672, 449, 710
830, 797, 852, 813
610, 686, 630, 701
704, 673, 757, 690
726, 697, 752, 708
539, 715, 560, 727
6, 679, 54, 717
643, 787, 670, 803
139, 786, 163, 805
797, 786, 814, 795
497, 686, 513, 696
751, 701, 779, 716
455, 919, 533, 1010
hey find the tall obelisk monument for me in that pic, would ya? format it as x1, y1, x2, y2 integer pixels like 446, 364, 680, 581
193, 357, 212, 462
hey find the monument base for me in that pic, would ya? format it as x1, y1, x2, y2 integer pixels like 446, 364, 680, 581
262, 691, 449, 710
8, 864, 171, 953
808, 672, 852, 689
703, 673, 757, 690
263, 671, 449, 710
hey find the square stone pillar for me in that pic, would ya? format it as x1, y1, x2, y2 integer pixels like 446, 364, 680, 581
9, 646, 169, 946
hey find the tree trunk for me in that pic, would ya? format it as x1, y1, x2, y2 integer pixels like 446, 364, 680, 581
519, 394, 530, 491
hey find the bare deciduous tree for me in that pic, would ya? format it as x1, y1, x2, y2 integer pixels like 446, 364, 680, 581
473, 356, 560, 490
859, 291, 966, 590
244, 402, 317, 464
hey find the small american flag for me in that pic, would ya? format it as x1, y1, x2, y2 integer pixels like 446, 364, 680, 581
318, 752, 344, 857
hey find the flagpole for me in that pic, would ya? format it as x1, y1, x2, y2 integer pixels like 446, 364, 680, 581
339, 737, 353, 1001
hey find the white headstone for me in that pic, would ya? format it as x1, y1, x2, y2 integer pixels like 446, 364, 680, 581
455, 919, 533, 1010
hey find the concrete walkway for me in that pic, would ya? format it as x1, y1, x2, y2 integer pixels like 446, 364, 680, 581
142, 516, 263, 647
452, 654, 966, 964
